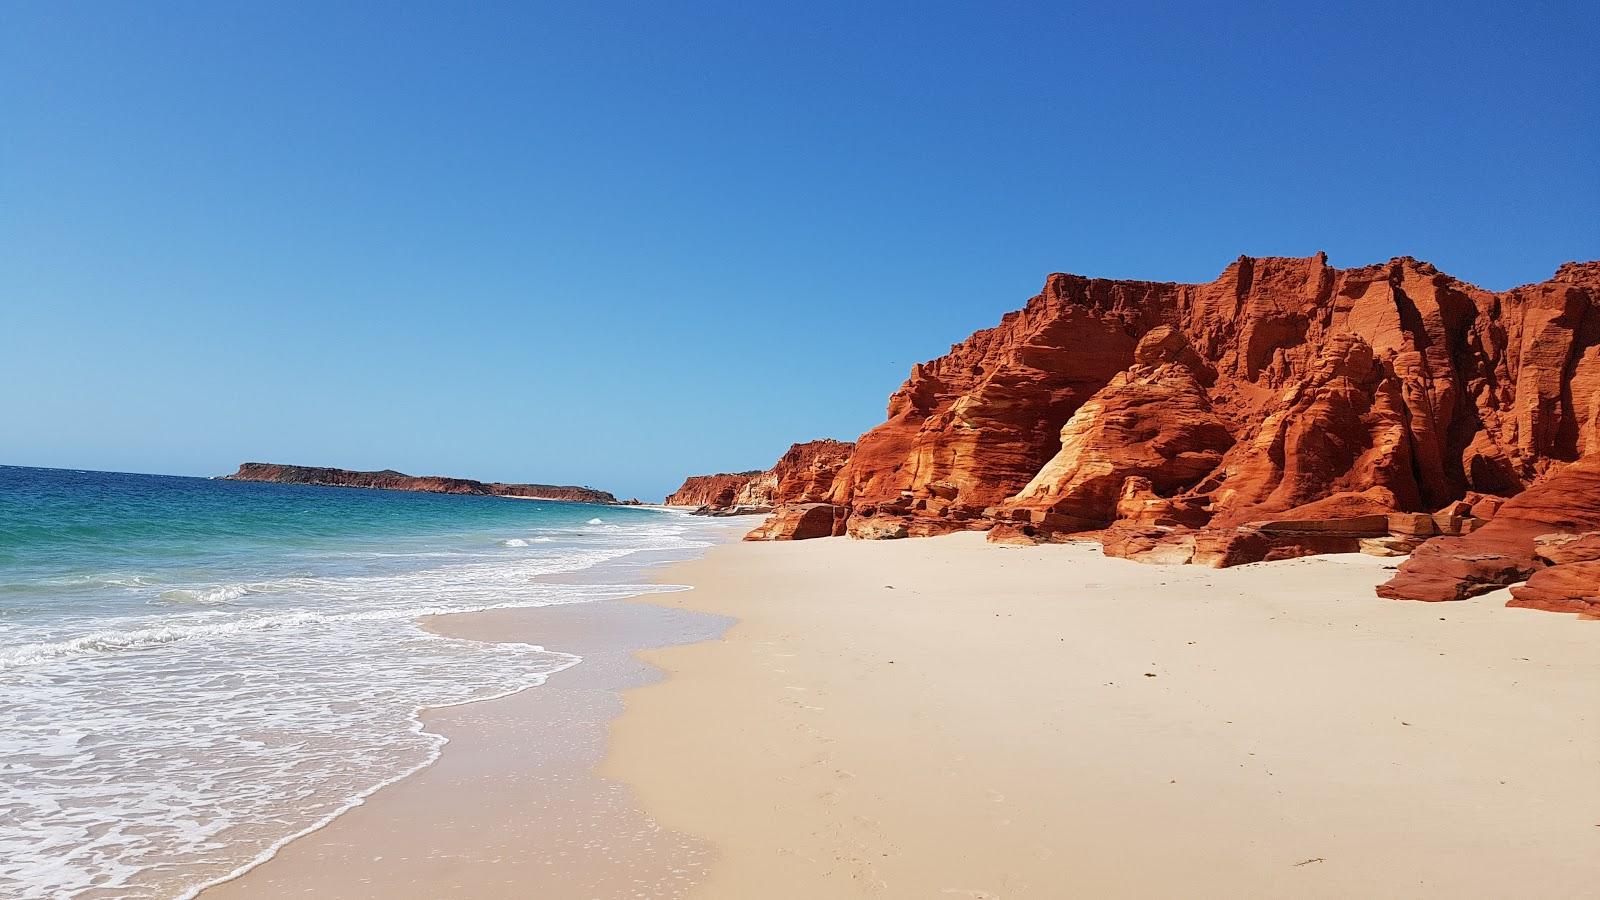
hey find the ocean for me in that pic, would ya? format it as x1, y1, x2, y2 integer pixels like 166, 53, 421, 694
0, 465, 724, 898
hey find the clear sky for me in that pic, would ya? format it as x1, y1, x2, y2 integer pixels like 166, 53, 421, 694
3, 2, 1595, 500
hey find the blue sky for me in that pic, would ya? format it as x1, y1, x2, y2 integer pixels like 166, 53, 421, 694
3, 2, 1595, 500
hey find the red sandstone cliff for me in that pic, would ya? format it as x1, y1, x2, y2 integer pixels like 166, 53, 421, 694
744, 439, 856, 539
767, 439, 856, 505
223, 463, 624, 504
663, 471, 768, 508
665, 441, 857, 538
728, 255, 1600, 612
1377, 453, 1600, 607
832, 256, 1598, 535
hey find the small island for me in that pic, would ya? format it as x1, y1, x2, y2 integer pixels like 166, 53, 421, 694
222, 462, 631, 505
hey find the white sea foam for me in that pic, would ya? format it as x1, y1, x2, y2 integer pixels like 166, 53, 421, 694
501, 538, 530, 547
152, 583, 255, 606
0, 510, 718, 899
87, 574, 161, 588
587, 517, 604, 524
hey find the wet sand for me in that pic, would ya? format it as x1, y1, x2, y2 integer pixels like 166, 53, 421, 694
202, 589, 730, 898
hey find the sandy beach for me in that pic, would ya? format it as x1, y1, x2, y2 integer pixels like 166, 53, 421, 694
207, 530, 1598, 898
607, 534, 1598, 898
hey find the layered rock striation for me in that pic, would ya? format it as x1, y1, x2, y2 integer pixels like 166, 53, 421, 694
665, 440, 857, 537
989, 326, 1235, 540
713, 254, 1600, 611
768, 439, 856, 506
663, 472, 768, 510
224, 463, 625, 504
1378, 452, 1600, 608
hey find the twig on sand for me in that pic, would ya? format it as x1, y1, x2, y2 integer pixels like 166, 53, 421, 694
1293, 857, 1325, 867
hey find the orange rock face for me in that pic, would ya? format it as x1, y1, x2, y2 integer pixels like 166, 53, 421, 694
663, 472, 765, 509
1377, 453, 1600, 603
830, 256, 1597, 546
668, 440, 856, 529
745, 503, 850, 541
768, 254, 1600, 609
825, 272, 1148, 534
1508, 562, 1600, 616
991, 327, 1234, 537
1531, 532, 1600, 566
768, 439, 856, 505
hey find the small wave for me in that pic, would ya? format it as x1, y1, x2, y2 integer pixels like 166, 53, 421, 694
586, 517, 604, 525
531, 537, 553, 543
501, 538, 529, 547
0, 581, 678, 673
91, 574, 160, 588
154, 584, 254, 606
0, 608, 359, 670
6, 573, 163, 592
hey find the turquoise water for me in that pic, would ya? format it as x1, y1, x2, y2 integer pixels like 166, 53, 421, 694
0, 466, 723, 898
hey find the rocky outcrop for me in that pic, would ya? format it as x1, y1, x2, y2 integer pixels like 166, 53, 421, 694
697, 499, 777, 515
1199, 335, 1417, 527
1510, 527, 1600, 614
737, 440, 858, 539
769, 439, 855, 505
667, 440, 856, 532
1530, 531, 1600, 566
731, 254, 1600, 610
1377, 453, 1600, 603
733, 471, 779, 509
825, 273, 1149, 536
223, 463, 622, 504
745, 503, 850, 541
1509, 563, 1600, 616
664, 472, 766, 509
823, 256, 1598, 557
988, 327, 1234, 541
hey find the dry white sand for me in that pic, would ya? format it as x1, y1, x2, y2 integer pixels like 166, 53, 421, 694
606, 532, 1599, 898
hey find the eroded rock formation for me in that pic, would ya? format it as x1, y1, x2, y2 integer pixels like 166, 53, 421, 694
726, 254, 1600, 610
663, 472, 767, 509
664, 256, 1600, 608
1509, 562, 1600, 616
224, 463, 623, 504
824, 273, 1148, 536
665, 441, 856, 534
745, 503, 850, 541
1377, 453, 1600, 605
826, 256, 1597, 549
769, 439, 855, 505
989, 327, 1234, 541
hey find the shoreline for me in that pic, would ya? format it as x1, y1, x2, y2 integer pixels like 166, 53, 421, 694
183, 649, 586, 900
204, 531, 1599, 898
199, 527, 740, 898
204, 595, 731, 897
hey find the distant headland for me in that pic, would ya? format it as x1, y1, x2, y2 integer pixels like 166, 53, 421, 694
222, 462, 633, 505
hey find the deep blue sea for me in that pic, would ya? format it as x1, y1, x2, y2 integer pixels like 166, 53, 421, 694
0, 466, 723, 899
